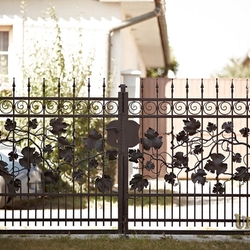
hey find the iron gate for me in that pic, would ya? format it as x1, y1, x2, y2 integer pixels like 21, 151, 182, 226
0, 78, 250, 235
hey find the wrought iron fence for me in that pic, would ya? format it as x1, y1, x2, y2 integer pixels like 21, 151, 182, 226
0, 78, 250, 235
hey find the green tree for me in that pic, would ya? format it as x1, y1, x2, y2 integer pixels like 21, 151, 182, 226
215, 58, 250, 78
8, 2, 117, 193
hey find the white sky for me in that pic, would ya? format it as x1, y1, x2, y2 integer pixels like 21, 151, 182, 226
165, 0, 250, 78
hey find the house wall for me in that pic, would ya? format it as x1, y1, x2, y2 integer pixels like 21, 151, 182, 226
0, 0, 147, 95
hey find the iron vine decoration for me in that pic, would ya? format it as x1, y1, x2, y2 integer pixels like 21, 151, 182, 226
0, 117, 117, 194
129, 118, 250, 194
1, 116, 250, 195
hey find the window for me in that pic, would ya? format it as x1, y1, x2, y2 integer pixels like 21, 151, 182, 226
0, 26, 11, 86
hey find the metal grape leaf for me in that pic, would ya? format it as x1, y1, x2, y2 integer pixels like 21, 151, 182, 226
221, 121, 233, 133
13, 179, 21, 192
164, 172, 176, 185
204, 153, 227, 175
173, 152, 188, 168
88, 157, 98, 168
43, 144, 53, 154
128, 149, 144, 163
232, 153, 242, 163
50, 117, 68, 135
191, 169, 207, 185
141, 127, 163, 150
129, 174, 149, 192
58, 136, 70, 147
95, 175, 112, 193
43, 170, 60, 184
231, 166, 250, 182
59, 146, 73, 163
8, 151, 18, 161
240, 127, 250, 137
207, 122, 217, 132
193, 145, 203, 155
176, 130, 188, 143
4, 118, 16, 131
183, 118, 200, 135
84, 129, 104, 152
106, 149, 118, 160
144, 161, 155, 171
19, 146, 42, 169
212, 182, 225, 194
28, 119, 38, 129
72, 169, 84, 183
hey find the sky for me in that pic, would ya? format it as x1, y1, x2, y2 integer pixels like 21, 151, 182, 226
165, 0, 250, 78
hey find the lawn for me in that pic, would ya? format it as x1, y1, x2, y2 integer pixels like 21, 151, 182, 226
1, 235, 250, 250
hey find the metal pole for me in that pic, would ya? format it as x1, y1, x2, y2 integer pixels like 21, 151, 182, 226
117, 84, 129, 235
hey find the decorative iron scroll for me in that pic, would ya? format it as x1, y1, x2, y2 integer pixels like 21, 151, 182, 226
0, 117, 117, 194
129, 118, 250, 193
0, 99, 119, 116
127, 100, 248, 116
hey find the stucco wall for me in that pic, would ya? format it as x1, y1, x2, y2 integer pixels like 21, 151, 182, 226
0, 0, 147, 95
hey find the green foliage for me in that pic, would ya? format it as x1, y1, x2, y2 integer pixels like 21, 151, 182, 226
17, 2, 117, 192
21, 3, 93, 96
215, 58, 250, 78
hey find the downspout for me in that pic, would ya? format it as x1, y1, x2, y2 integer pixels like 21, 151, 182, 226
107, 0, 163, 82
157, 2, 171, 75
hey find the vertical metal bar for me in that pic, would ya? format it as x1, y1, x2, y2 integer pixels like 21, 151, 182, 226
87, 78, 91, 227
102, 79, 106, 227
209, 182, 211, 227
230, 79, 234, 227
194, 183, 196, 227
12, 78, 16, 227
185, 78, 189, 227
171, 79, 174, 228
155, 79, 159, 227
140, 78, 144, 229
149, 183, 151, 227
117, 84, 129, 235
42, 78, 46, 227
200, 79, 204, 228
224, 182, 226, 227
179, 182, 181, 227
215, 79, 219, 228
65, 188, 67, 227
27, 78, 31, 227
164, 181, 166, 227
57, 78, 61, 227
246, 80, 249, 221
72, 78, 76, 227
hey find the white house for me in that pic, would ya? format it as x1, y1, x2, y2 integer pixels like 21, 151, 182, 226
0, 0, 170, 95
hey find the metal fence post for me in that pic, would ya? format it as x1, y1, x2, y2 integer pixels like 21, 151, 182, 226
117, 84, 129, 235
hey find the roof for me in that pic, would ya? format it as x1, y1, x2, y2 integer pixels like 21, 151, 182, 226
101, 0, 170, 69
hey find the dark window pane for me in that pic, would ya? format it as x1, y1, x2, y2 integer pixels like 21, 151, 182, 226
0, 31, 9, 51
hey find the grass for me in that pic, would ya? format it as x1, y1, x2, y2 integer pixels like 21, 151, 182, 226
5, 195, 87, 210
5, 189, 186, 210
0, 235, 250, 250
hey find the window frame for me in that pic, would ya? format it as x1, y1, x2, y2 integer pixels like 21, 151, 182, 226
0, 26, 12, 86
